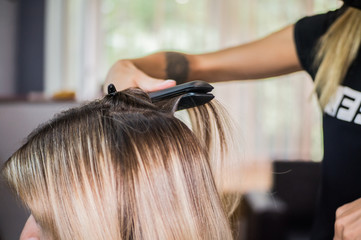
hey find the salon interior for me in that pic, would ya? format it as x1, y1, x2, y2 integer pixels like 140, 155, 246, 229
0, 0, 342, 239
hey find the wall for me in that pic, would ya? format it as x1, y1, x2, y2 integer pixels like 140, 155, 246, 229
0, 101, 79, 240
16, 0, 45, 94
0, 0, 18, 96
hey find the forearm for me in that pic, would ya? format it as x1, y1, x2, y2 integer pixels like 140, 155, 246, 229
130, 53, 167, 80
129, 24, 302, 84
130, 52, 198, 84
195, 25, 302, 82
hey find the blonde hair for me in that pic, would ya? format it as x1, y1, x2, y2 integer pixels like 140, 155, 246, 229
313, 7, 361, 109
2, 88, 240, 240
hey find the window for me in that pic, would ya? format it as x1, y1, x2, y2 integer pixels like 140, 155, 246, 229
45, 0, 339, 161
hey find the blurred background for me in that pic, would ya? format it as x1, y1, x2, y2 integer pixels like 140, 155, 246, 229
0, 0, 339, 239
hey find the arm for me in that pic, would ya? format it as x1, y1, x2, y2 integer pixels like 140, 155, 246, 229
104, 24, 302, 92
194, 24, 302, 82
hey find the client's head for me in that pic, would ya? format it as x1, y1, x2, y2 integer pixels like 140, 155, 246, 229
2, 88, 238, 240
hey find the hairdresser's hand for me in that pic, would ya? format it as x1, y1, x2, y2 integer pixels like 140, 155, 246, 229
334, 197, 361, 240
103, 60, 176, 94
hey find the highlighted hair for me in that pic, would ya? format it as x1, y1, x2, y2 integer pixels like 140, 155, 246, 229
2, 88, 240, 240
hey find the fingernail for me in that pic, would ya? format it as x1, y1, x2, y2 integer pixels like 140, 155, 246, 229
161, 79, 176, 85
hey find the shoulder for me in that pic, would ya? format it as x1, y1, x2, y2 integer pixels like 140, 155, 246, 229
295, 7, 345, 36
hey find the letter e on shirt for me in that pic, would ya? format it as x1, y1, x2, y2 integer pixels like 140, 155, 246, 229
325, 86, 361, 125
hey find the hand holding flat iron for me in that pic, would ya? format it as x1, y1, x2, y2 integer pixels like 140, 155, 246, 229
103, 59, 176, 94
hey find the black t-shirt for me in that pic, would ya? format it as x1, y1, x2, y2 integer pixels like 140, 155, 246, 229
294, 6, 361, 240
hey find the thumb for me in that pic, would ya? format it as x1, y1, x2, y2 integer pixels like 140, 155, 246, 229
138, 78, 176, 92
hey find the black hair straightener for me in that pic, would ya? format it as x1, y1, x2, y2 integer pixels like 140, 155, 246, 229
107, 80, 214, 111
148, 80, 214, 111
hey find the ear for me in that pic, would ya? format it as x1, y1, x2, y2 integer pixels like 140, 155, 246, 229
20, 215, 42, 240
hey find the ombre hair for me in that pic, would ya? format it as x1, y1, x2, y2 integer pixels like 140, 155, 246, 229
2, 88, 240, 240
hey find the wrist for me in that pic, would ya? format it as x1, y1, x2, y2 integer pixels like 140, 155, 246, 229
165, 52, 190, 84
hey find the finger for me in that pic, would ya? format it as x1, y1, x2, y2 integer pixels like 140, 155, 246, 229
139, 79, 176, 92
334, 210, 345, 240
334, 223, 344, 240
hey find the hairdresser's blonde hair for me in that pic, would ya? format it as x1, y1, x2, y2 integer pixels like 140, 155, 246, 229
2, 88, 239, 240
314, 7, 361, 109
